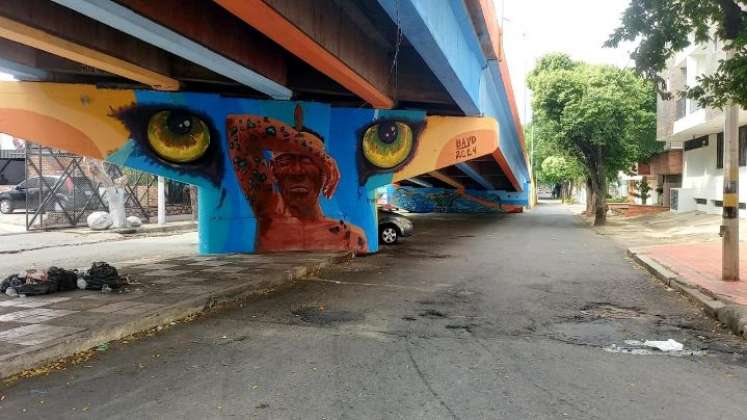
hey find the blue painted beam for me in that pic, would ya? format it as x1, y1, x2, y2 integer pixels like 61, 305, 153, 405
0, 58, 47, 80
377, 0, 483, 115
455, 162, 494, 190
377, 0, 530, 191
51, 0, 292, 99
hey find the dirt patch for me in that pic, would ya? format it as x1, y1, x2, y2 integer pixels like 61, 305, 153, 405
573, 303, 650, 322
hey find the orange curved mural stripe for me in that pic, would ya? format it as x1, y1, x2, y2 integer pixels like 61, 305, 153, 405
0, 82, 134, 157
0, 109, 101, 158
393, 116, 499, 182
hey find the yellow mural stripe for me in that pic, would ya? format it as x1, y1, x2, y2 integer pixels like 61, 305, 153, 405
0, 82, 135, 157
0, 16, 179, 91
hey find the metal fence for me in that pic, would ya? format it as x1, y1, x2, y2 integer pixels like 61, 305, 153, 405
23, 144, 192, 230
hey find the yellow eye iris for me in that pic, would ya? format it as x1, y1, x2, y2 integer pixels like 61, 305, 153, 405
361, 121, 414, 169
147, 110, 210, 163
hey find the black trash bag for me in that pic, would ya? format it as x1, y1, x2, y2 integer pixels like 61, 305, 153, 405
13, 270, 56, 296
83, 262, 124, 290
47, 266, 79, 292
0, 274, 26, 293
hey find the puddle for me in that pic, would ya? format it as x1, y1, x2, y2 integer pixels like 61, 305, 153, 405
290, 306, 363, 324
603, 340, 707, 357
419, 309, 447, 318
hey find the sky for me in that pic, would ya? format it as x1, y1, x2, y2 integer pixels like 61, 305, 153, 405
498, 0, 635, 123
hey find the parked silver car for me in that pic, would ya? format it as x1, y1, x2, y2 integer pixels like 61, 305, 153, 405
378, 208, 414, 245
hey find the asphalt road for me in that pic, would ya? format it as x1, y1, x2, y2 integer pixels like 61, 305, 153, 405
2, 203, 747, 419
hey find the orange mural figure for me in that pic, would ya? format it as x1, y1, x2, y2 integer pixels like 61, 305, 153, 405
227, 105, 367, 253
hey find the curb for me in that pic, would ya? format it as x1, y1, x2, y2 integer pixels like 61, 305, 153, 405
0, 252, 353, 380
627, 248, 747, 337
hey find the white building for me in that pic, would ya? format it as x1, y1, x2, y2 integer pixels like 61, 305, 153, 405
658, 39, 747, 216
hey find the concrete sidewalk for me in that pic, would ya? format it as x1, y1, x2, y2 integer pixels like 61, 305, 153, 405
629, 242, 747, 338
0, 252, 350, 380
0, 220, 196, 254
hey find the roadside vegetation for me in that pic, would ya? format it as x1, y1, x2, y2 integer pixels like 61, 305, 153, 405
607, 0, 746, 110
527, 53, 660, 225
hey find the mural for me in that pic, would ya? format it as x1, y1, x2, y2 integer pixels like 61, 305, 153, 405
386, 186, 526, 213
0, 83, 500, 254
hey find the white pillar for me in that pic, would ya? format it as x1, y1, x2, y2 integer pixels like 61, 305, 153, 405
157, 176, 166, 225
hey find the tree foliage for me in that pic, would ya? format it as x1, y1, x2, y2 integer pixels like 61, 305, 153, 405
539, 155, 583, 185
527, 53, 660, 224
606, 0, 747, 108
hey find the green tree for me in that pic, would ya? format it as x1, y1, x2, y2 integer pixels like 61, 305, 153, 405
527, 53, 660, 225
540, 155, 583, 201
606, 0, 747, 108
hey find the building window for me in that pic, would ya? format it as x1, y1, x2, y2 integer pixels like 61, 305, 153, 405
695, 198, 707, 205
684, 136, 708, 151
716, 128, 747, 168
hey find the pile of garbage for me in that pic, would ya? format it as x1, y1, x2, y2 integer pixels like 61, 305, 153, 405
0, 262, 126, 297
87, 211, 143, 231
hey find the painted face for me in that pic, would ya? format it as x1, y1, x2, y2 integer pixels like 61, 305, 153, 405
271, 152, 324, 216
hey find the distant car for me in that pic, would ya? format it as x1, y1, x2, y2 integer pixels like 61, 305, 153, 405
378, 208, 414, 245
0, 176, 89, 214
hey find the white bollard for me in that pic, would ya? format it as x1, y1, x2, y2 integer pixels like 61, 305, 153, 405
157, 176, 166, 225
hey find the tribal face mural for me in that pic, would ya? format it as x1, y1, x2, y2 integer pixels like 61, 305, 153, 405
0, 83, 499, 254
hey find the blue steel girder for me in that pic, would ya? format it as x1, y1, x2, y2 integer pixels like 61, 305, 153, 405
455, 162, 494, 190
377, 0, 484, 115
0, 57, 47, 80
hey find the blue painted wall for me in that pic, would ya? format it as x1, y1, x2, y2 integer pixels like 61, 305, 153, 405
386, 185, 527, 213
106, 91, 429, 254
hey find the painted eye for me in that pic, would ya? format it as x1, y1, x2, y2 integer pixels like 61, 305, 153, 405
361, 121, 414, 169
147, 110, 210, 163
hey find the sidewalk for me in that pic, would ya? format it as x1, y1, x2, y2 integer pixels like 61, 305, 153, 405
0, 220, 197, 254
574, 205, 747, 337
628, 241, 747, 338
0, 252, 350, 380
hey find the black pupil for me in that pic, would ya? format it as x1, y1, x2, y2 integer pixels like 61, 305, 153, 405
166, 112, 193, 135
377, 122, 398, 144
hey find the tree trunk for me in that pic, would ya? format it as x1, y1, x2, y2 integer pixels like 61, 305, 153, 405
585, 177, 594, 215
189, 185, 198, 222
590, 146, 607, 226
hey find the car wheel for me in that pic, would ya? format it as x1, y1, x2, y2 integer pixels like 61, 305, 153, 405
0, 199, 12, 214
379, 225, 399, 245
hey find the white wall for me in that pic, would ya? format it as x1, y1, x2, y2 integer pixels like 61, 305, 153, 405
682, 133, 747, 217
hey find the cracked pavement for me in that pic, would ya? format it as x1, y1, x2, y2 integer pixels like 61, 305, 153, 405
1, 203, 747, 419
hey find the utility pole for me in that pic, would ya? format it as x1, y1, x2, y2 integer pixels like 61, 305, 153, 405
721, 44, 739, 281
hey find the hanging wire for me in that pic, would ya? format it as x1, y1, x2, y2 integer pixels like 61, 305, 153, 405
388, 0, 403, 102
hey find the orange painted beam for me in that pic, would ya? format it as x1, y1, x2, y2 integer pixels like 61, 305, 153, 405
0, 15, 178, 91
428, 170, 465, 190
492, 148, 522, 192
214, 0, 394, 108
